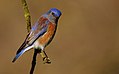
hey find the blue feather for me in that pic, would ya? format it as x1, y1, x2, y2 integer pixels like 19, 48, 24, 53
12, 45, 34, 62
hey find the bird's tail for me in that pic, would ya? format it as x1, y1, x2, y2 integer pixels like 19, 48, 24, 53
12, 45, 34, 63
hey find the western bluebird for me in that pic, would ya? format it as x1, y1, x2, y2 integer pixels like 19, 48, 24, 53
12, 8, 62, 62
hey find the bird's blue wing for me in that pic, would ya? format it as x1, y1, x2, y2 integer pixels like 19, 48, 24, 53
27, 19, 49, 45
14, 17, 49, 58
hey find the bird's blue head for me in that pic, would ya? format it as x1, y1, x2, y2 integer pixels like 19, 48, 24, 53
48, 8, 62, 18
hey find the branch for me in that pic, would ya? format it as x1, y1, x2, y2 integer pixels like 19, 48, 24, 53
21, 0, 31, 33
30, 49, 39, 74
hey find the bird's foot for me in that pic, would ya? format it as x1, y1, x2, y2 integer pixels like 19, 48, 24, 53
43, 57, 51, 64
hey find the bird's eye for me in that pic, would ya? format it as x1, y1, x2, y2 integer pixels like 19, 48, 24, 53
52, 12, 55, 16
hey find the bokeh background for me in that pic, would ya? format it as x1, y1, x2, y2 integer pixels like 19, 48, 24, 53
0, 0, 119, 74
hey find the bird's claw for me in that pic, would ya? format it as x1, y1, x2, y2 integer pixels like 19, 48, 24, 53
43, 57, 51, 64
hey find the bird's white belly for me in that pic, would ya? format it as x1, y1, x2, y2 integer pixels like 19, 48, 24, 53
34, 40, 44, 50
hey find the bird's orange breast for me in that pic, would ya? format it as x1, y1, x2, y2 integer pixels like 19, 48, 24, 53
38, 23, 55, 46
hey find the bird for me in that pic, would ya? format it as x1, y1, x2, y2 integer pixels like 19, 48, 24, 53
12, 8, 62, 62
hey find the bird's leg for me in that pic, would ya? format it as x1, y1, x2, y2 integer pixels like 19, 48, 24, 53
40, 50, 51, 64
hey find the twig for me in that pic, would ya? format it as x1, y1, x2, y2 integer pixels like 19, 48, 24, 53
21, 0, 31, 33
30, 49, 40, 74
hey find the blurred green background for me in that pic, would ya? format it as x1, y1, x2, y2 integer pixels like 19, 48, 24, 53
0, 0, 119, 74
